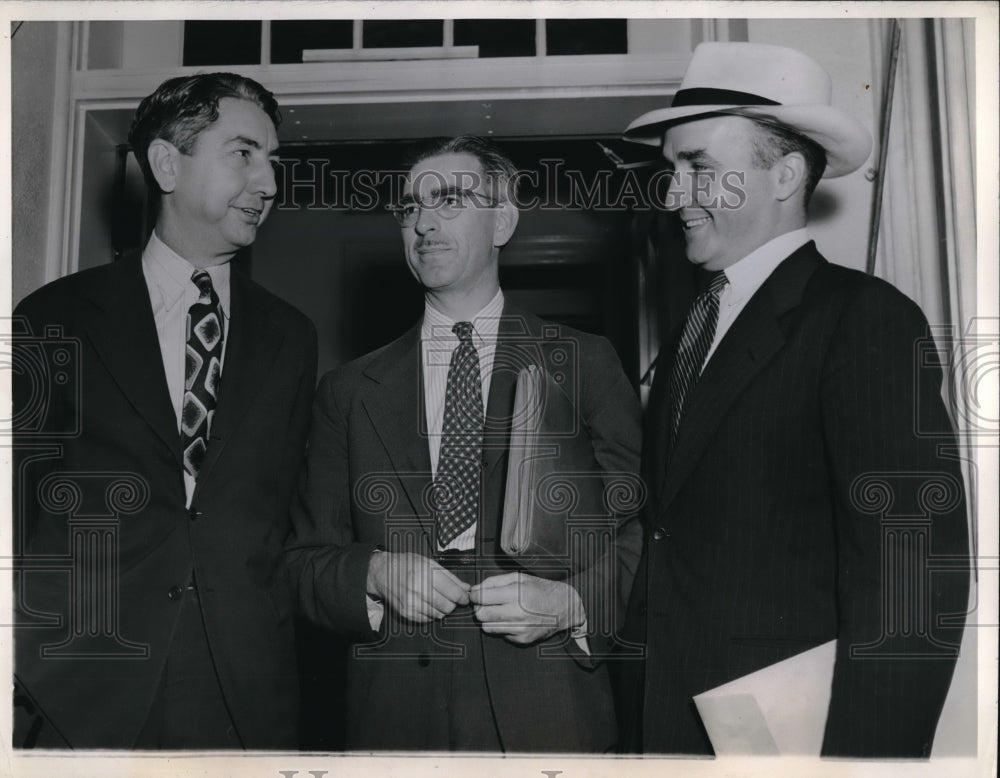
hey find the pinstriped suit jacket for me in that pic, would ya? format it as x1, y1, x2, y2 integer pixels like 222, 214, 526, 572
620, 242, 969, 757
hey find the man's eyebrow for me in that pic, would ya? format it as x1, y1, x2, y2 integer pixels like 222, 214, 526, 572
228, 135, 262, 148
677, 149, 719, 166
226, 135, 280, 157
400, 185, 462, 203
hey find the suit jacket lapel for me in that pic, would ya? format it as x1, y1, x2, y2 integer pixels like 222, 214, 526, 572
361, 324, 435, 533
79, 254, 181, 463
483, 305, 533, 475
645, 329, 683, 507
479, 305, 535, 541
658, 243, 824, 512
359, 303, 535, 542
195, 271, 284, 490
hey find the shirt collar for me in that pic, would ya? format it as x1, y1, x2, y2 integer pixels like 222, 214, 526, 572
722, 228, 811, 304
421, 289, 505, 349
142, 231, 232, 317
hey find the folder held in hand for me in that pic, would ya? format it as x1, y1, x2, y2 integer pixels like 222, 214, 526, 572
500, 365, 608, 577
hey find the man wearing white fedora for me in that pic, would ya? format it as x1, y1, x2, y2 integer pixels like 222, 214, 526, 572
618, 42, 969, 757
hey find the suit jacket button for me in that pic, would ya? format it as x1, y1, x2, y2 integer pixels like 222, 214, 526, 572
167, 585, 184, 601
653, 528, 667, 541
189, 508, 201, 522
417, 654, 430, 668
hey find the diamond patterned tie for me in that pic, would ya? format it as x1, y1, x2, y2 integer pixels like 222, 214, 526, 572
181, 270, 224, 479
434, 321, 485, 547
666, 270, 728, 443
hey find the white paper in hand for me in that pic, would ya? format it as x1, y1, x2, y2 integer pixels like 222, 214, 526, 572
693, 639, 836, 755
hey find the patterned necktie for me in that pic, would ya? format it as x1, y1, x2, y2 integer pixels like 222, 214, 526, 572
182, 270, 224, 479
666, 270, 728, 441
435, 321, 485, 547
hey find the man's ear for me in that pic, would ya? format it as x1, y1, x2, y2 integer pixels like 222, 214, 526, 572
147, 139, 181, 194
774, 151, 808, 203
492, 201, 519, 248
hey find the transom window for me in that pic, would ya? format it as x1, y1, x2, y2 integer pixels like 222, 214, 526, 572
182, 19, 628, 66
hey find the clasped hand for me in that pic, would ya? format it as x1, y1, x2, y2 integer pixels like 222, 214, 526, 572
367, 553, 584, 644
470, 571, 584, 645
366, 551, 470, 623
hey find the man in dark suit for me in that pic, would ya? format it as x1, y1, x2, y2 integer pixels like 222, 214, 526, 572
12, 73, 317, 749
285, 135, 642, 751
618, 42, 969, 757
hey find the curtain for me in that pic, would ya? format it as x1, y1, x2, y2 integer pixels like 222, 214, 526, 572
875, 18, 980, 547
873, 17, 982, 756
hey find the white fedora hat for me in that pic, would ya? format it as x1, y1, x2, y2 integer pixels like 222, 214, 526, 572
623, 42, 873, 177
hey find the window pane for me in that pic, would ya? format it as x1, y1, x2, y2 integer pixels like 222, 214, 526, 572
545, 19, 627, 55
453, 19, 536, 57
182, 21, 261, 66
362, 20, 443, 48
272, 20, 354, 63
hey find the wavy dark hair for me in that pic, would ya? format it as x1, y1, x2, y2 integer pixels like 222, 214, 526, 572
128, 72, 281, 192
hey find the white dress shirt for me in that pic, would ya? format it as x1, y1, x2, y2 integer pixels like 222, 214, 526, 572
366, 291, 503, 629
702, 228, 811, 370
141, 232, 231, 507
421, 289, 505, 551
369, 290, 589, 650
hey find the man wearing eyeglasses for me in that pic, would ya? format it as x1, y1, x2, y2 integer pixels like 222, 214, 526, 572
286, 135, 642, 751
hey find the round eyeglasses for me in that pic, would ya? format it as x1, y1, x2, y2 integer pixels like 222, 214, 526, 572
390, 187, 498, 227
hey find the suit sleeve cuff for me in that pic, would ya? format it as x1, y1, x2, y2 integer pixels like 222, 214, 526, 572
365, 595, 385, 632
571, 618, 591, 656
